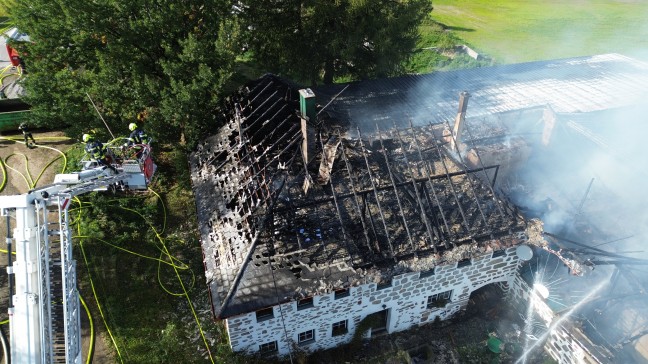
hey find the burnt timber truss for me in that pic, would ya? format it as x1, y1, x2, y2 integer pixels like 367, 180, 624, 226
191, 75, 527, 318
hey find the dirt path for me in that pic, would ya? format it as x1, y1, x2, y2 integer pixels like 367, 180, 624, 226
0, 129, 114, 363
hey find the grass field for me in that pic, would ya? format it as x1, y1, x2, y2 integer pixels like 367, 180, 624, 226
429, 0, 648, 64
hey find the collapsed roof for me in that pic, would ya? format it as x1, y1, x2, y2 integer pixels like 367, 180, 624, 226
191, 54, 648, 319
191, 74, 526, 318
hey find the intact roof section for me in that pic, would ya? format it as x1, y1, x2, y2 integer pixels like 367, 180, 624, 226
191, 74, 526, 318
312, 53, 648, 134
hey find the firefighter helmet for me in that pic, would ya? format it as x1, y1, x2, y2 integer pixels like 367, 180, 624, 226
82, 133, 92, 142
129, 123, 138, 131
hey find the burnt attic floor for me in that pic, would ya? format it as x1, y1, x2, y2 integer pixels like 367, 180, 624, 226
190, 75, 528, 317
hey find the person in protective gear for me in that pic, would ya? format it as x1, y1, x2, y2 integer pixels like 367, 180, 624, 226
83, 133, 118, 173
18, 123, 36, 149
124, 122, 151, 160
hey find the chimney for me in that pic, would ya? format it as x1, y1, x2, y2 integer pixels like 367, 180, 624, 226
299, 88, 316, 122
299, 88, 316, 167
450, 91, 470, 152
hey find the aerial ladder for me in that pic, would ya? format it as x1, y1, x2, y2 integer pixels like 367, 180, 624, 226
0, 145, 156, 364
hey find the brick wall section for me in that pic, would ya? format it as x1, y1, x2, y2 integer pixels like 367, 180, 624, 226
226, 247, 522, 356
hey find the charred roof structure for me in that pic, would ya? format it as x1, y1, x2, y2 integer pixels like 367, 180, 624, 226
191, 74, 527, 318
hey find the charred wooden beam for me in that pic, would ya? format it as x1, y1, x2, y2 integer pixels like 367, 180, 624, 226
377, 126, 416, 254
272, 164, 500, 214
362, 194, 382, 253
440, 121, 490, 232
456, 120, 509, 221
392, 126, 437, 252
339, 133, 375, 254
430, 123, 471, 237
357, 128, 397, 261
408, 122, 453, 248
318, 135, 355, 265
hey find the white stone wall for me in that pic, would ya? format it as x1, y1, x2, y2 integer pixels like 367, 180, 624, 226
226, 247, 522, 356
509, 274, 603, 363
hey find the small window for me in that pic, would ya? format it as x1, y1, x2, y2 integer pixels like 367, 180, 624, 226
419, 268, 435, 279
255, 307, 274, 322
258, 341, 278, 354
492, 249, 507, 258
331, 319, 348, 336
298, 329, 315, 344
457, 258, 472, 268
376, 279, 392, 290
334, 288, 350, 299
426, 290, 452, 309
297, 297, 314, 310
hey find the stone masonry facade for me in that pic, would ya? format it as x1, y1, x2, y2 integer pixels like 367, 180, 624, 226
508, 274, 603, 363
226, 246, 523, 356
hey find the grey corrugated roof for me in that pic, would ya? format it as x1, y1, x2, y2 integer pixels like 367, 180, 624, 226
312, 53, 648, 134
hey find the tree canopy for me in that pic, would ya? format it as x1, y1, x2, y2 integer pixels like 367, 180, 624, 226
6, 0, 432, 143
240, 0, 432, 84
9, 0, 240, 145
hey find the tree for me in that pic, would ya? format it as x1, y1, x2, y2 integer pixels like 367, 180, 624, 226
240, 0, 432, 84
8, 0, 240, 146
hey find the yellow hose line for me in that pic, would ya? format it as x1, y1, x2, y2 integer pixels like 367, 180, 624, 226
147, 188, 214, 363
71, 201, 187, 270
75, 235, 189, 270
0, 135, 69, 190
0, 65, 11, 76
109, 190, 212, 362
74, 197, 124, 364
116, 206, 195, 296
32, 143, 68, 174
0, 158, 6, 193
79, 293, 95, 364
4, 153, 32, 188
78, 239, 124, 364
0, 320, 7, 325
0, 136, 73, 141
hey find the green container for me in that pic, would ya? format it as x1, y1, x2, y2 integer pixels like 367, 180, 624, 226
0, 109, 30, 131
0, 98, 31, 132
299, 88, 316, 122
487, 336, 503, 354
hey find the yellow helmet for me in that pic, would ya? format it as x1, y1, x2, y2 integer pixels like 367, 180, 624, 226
82, 133, 92, 142
129, 123, 138, 131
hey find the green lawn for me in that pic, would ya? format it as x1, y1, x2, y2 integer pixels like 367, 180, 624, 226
429, 0, 648, 63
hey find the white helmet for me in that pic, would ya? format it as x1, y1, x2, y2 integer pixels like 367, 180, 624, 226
129, 123, 138, 131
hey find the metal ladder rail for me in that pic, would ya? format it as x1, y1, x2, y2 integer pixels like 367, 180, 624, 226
57, 195, 82, 364
48, 196, 67, 363
43, 175, 129, 364
35, 200, 54, 363
59, 173, 127, 196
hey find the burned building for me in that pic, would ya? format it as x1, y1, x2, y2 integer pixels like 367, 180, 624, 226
191, 53, 648, 360
190, 74, 536, 356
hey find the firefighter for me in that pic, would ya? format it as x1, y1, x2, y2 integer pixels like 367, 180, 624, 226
124, 122, 151, 160
18, 122, 36, 149
83, 133, 118, 173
